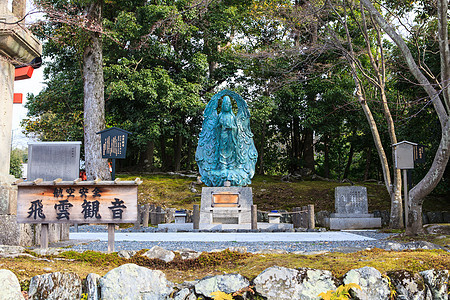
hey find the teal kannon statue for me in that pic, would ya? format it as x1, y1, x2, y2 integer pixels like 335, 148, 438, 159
195, 90, 258, 187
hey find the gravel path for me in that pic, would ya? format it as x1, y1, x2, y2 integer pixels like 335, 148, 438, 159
66, 225, 419, 253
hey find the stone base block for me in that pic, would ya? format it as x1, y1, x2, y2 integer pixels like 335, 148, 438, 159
157, 223, 294, 231
330, 213, 374, 218
0, 215, 38, 246
329, 217, 381, 230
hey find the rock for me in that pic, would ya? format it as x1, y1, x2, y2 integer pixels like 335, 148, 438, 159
0, 269, 24, 300
43, 267, 52, 272
28, 272, 82, 300
387, 270, 431, 300
117, 250, 136, 259
194, 274, 249, 297
253, 266, 336, 300
228, 246, 247, 253
443, 211, 450, 223
255, 249, 288, 254
85, 273, 101, 300
0, 245, 25, 257
343, 266, 390, 300
420, 269, 449, 300
315, 211, 330, 228
31, 248, 65, 256
142, 246, 175, 262
175, 249, 201, 260
385, 242, 403, 251
423, 224, 450, 235
403, 241, 444, 250
426, 211, 444, 224
99, 263, 173, 300
174, 288, 196, 300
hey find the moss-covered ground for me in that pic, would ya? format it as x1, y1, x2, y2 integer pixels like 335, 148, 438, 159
4, 248, 449, 287
118, 174, 395, 212
119, 173, 448, 213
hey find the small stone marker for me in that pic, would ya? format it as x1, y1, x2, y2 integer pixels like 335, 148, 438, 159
174, 210, 187, 224
328, 186, 381, 230
268, 210, 281, 224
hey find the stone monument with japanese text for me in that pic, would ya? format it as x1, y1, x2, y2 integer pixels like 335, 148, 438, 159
195, 90, 257, 226
327, 186, 381, 230
0, 0, 43, 245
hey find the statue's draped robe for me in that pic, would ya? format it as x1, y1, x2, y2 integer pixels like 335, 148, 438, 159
196, 90, 258, 187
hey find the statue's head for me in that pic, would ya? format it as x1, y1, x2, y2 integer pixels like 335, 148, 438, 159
221, 96, 232, 113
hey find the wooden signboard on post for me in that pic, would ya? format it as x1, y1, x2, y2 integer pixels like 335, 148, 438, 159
16, 179, 141, 252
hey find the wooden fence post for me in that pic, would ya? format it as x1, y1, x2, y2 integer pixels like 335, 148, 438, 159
108, 223, 115, 253
251, 205, 257, 230
193, 204, 199, 230
40, 223, 48, 249
143, 203, 150, 227
308, 204, 315, 229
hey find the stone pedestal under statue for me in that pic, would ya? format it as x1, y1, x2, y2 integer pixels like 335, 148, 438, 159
199, 186, 253, 225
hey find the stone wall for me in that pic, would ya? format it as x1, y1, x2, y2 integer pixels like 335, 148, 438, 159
2, 262, 447, 299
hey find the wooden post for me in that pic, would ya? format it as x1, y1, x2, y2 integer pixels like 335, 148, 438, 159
40, 223, 49, 249
293, 207, 300, 228
193, 204, 199, 230
308, 204, 315, 229
403, 169, 408, 227
108, 223, 115, 253
111, 159, 116, 181
143, 203, 150, 227
251, 205, 257, 230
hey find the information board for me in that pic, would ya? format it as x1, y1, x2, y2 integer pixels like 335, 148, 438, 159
17, 183, 138, 224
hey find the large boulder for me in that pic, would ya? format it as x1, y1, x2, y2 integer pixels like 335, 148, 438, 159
28, 272, 82, 300
253, 266, 336, 300
142, 246, 175, 262
420, 269, 449, 300
99, 263, 173, 300
343, 267, 390, 300
85, 273, 101, 300
387, 270, 431, 300
194, 274, 249, 298
0, 269, 24, 300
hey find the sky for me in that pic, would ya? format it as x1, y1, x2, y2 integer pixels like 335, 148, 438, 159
12, 67, 44, 149
10, 0, 45, 149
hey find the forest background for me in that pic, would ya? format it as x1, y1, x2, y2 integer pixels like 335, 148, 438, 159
17, 0, 448, 219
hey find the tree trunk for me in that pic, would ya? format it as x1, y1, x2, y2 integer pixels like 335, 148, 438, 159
145, 141, 154, 171
174, 133, 182, 172
186, 137, 193, 171
292, 117, 300, 171
408, 121, 450, 235
303, 128, 315, 173
342, 142, 354, 179
323, 135, 330, 178
160, 133, 167, 171
364, 147, 371, 181
361, 0, 449, 234
258, 122, 266, 175
83, 0, 109, 181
